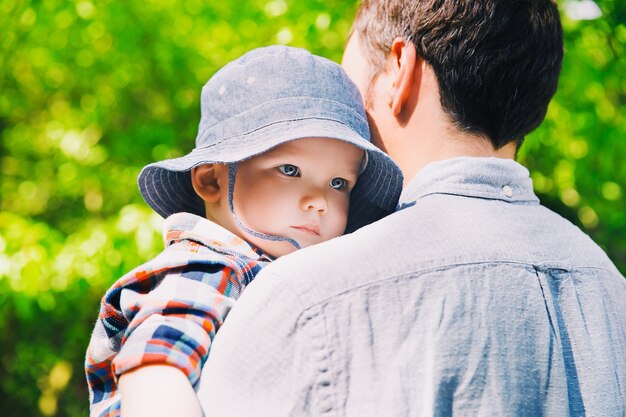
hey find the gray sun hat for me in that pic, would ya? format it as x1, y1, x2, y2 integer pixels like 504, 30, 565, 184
138, 45, 403, 233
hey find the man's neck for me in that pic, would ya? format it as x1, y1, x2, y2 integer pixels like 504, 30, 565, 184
381, 89, 517, 186
391, 131, 517, 187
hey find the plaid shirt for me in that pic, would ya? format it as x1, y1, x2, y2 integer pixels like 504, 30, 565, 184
85, 212, 271, 417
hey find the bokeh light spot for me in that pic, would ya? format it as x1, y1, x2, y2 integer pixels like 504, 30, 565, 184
38, 392, 57, 416
316, 13, 331, 31
20, 8, 37, 27
76, 1, 95, 19
561, 188, 581, 207
579, 206, 600, 228
568, 139, 588, 159
48, 361, 72, 391
276, 27, 293, 45
601, 182, 622, 201
265, 0, 287, 17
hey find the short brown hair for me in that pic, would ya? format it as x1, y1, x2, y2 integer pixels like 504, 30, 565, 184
352, 0, 564, 149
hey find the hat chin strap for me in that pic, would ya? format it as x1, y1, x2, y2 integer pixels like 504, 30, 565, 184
228, 163, 301, 252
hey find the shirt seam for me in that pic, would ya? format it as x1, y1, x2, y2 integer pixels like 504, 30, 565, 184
294, 261, 617, 312
265, 273, 339, 415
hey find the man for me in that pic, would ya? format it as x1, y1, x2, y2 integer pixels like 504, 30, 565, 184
195, 0, 626, 415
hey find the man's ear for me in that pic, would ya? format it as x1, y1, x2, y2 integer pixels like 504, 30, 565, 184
388, 38, 419, 117
191, 164, 222, 204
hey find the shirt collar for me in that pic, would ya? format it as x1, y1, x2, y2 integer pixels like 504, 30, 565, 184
399, 156, 539, 208
162, 212, 272, 261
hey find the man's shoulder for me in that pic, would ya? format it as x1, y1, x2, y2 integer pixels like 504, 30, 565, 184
254, 196, 621, 308
255, 210, 412, 305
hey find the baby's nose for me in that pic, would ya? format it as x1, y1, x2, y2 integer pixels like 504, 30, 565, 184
300, 191, 328, 214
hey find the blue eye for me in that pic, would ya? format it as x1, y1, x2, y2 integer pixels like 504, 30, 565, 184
330, 178, 348, 190
278, 164, 300, 177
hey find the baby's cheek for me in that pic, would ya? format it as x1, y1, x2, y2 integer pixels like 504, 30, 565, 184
330, 199, 350, 234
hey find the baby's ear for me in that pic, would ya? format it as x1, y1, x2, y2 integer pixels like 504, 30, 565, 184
191, 164, 222, 203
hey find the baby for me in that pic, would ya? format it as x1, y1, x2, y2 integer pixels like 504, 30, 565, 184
85, 45, 403, 417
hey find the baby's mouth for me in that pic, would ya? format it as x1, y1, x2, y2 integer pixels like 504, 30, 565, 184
291, 224, 321, 236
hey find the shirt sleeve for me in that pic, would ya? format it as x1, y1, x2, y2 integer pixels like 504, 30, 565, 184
85, 255, 242, 417
113, 264, 235, 382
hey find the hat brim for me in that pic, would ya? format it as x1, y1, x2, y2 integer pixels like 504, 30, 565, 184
138, 118, 403, 232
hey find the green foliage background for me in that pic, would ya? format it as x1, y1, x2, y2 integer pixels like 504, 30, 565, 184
0, 0, 624, 415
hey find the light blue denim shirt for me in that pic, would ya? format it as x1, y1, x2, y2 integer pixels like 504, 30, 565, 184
198, 157, 626, 417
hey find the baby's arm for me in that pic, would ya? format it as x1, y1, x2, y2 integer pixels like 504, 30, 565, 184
85, 253, 245, 417
119, 364, 202, 417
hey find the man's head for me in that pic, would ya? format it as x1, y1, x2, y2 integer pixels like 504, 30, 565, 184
346, 0, 564, 150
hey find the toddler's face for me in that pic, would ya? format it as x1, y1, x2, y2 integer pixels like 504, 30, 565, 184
221, 137, 364, 257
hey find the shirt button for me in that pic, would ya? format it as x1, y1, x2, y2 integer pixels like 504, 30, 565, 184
502, 185, 513, 198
